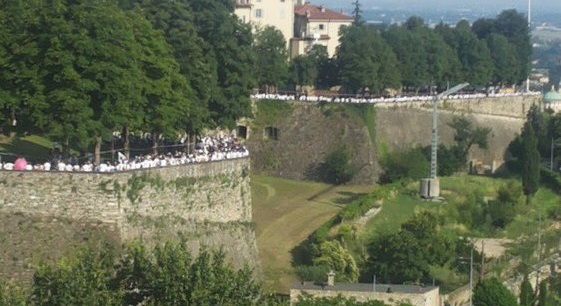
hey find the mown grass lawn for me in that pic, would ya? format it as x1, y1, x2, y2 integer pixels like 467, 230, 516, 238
251, 174, 373, 293
0, 134, 53, 161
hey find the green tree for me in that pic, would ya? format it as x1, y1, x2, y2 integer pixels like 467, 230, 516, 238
338, 25, 399, 94
30, 240, 264, 305
289, 45, 331, 89
487, 182, 522, 228
495, 10, 532, 83
456, 20, 493, 86
351, 0, 363, 26
522, 121, 541, 199
128, 6, 194, 155
190, 0, 255, 127
384, 24, 429, 92
472, 18, 497, 39
254, 26, 289, 93
520, 274, 535, 306
32, 246, 123, 305
486, 33, 520, 86
322, 146, 357, 184
380, 147, 429, 183
537, 279, 548, 306
367, 211, 455, 284
0, 0, 45, 132
473, 277, 518, 306
137, 0, 213, 134
449, 116, 492, 157
313, 241, 359, 282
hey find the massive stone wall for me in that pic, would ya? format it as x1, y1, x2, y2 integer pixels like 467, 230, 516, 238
245, 101, 379, 184
0, 158, 259, 282
376, 94, 541, 119
375, 108, 524, 169
247, 95, 536, 183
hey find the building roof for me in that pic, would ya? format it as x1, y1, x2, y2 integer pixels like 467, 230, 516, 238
295, 4, 353, 21
291, 282, 438, 294
545, 90, 561, 103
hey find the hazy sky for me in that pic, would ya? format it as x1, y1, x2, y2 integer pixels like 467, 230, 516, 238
314, 0, 561, 13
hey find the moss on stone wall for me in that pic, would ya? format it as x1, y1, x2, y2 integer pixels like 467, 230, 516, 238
345, 104, 377, 144
253, 99, 293, 128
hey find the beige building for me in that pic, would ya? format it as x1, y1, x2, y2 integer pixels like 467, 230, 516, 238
234, 0, 352, 58
290, 281, 441, 306
292, 3, 353, 57
234, 0, 295, 49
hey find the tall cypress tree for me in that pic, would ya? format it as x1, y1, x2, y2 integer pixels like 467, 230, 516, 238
522, 120, 541, 201
537, 279, 548, 306
519, 275, 535, 306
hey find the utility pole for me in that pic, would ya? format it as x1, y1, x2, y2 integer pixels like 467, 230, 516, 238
480, 240, 485, 282
470, 247, 474, 306
526, 0, 531, 92
536, 207, 542, 289
421, 83, 469, 199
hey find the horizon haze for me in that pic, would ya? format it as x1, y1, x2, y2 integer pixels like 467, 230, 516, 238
314, 0, 560, 14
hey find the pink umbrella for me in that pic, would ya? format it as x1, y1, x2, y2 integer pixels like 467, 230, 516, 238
14, 157, 27, 171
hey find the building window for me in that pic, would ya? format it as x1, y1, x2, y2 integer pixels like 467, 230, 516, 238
237, 125, 248, 139
264, 127, 279, 140
319, 24, 325, 30
255, 9, 263, 18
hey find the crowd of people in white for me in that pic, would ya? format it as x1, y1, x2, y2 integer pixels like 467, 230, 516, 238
251, 91, 541, 104
0, 135, 248, 173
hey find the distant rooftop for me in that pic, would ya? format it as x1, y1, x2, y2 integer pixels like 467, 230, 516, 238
295, 4, 353, 21
292, 282, 438, 294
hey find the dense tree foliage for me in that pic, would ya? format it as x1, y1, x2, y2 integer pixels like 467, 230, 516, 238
1, 1, 532, 156
254, 26, 288, 93
326, 9, 530, 94
21, 242, 263, 305
0, 0, 256, 161
312, 240, 359, 282
473, 277, 518, 306
380, 147, 429, 183
337, 25, 399, 94
519, 275, 535, 306
522, 121, 541, 199
366, 211, 459, 284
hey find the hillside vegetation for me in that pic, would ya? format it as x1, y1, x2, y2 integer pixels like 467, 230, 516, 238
251, 175, 373, 292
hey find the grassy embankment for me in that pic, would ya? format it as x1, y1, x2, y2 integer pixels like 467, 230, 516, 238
361, 175, 561, 244
250, 174, 373, 293
0, 134, 53, 161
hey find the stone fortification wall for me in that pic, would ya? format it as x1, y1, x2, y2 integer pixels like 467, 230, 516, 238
0, 158, 259, 282
376, 94, 541, 119
247, 96, 531, 184
376, 108, 524, 169
246, 101, 380, 184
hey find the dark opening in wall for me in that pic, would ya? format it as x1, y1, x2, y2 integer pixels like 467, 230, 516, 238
237, 125, 248, 139
264, 126, 279, 140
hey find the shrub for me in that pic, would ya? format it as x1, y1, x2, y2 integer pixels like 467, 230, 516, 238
380, 147, 429, 183
321, 147, 357, 184
294, 265, 330, 283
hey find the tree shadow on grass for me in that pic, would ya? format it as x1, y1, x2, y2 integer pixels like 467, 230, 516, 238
332, 191, 369, 205
0, 136, 52, 162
